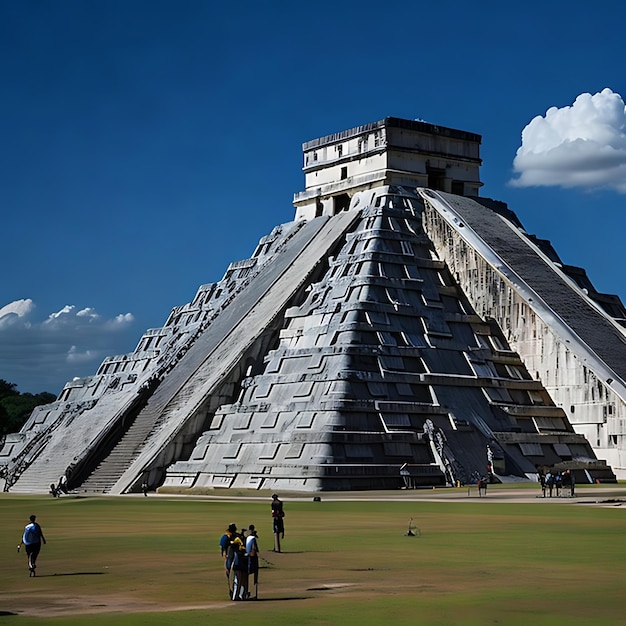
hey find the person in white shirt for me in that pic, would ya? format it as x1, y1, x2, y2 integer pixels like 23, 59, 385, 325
246, 525, 260, 598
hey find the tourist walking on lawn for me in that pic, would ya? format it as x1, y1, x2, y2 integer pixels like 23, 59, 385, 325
271, 494, 285, 552
19, 515, 46, 576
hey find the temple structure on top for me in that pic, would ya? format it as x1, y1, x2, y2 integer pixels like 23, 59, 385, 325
1, 117, 624, 494
293, 117, 482, 220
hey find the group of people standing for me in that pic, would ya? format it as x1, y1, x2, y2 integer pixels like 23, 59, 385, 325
219, 494, 286, 601
539, 469, 575, 497
220, 523, 260, 600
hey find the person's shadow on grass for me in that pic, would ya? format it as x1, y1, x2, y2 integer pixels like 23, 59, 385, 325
38, 572, 106, 577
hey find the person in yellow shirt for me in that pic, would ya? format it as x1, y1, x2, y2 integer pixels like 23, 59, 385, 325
230, 531, 249, 600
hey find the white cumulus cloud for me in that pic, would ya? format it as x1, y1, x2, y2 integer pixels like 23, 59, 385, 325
511, 88, 626, 192
76, 307, 100, 320
46, 305, 76, 321
107, 313, 135, 328
0, 298, 35, 326
0, 299, 138, 393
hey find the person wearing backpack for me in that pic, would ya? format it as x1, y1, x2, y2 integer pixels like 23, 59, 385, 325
19, 515, 47, 576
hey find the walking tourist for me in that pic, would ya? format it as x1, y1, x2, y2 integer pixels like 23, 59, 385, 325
19, 515, 47, 576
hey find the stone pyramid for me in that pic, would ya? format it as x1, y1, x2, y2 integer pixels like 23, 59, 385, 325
1, 117, 621, 494
164, 186, 604, 491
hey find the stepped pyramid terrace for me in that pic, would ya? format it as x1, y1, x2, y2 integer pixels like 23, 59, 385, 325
1, 117, 624, 494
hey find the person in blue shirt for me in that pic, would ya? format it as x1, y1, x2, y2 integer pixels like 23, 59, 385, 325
19, 515, 47, 576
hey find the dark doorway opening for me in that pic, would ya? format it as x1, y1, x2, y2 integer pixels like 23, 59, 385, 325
333, 193, 351, 214
427, 167, 446, 191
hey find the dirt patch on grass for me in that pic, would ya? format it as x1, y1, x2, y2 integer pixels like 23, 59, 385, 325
3, 593, 234, 617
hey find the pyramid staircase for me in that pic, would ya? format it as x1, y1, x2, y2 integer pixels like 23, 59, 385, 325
75, 210, 360, 494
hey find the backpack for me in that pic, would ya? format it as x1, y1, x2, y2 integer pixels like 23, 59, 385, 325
25, 524, 39, 543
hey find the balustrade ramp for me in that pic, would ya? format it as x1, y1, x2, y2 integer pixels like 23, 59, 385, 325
423, 190, 626, 390
77, 210, 360, 494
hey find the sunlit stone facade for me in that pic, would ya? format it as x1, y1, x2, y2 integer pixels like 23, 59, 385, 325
1, 118, 622, 494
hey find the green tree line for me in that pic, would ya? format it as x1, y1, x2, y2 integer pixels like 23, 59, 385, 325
0, 380, 56, 435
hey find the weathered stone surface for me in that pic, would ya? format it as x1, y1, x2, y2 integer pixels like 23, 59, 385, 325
2, 117, 621, 494
421, 189, 626, 477
166, 186, 611, 491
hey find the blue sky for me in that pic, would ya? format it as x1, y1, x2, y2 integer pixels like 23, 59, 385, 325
2, 0, 626, 394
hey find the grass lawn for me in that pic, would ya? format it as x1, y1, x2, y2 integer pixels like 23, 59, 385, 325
0, 489, 624, 625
